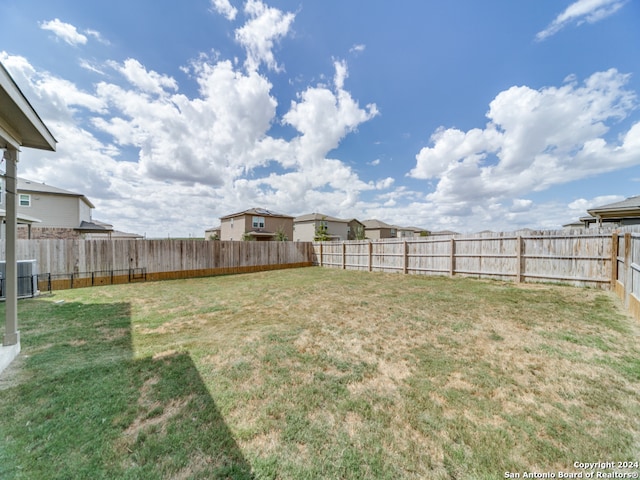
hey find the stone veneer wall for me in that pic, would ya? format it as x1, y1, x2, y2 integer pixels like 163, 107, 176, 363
17, 226, 81, 240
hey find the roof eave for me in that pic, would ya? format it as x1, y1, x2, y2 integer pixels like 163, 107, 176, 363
0, 62, 56, 152
586, 208, 640, 218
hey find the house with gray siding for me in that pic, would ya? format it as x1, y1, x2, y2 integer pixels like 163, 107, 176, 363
0, 177, 113, 239
362, 219, 397, 239
294, 213, 351, 241
563, 195, 640, 229
584, 195, 640, 228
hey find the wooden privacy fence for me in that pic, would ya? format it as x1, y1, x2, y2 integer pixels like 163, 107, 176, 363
0, 230, 639, 321
612, 228, 640, 320
0, 239, 314, 291
313, 230, 614, 289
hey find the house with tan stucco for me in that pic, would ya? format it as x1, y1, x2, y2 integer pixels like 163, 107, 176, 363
219, 208, 293, 241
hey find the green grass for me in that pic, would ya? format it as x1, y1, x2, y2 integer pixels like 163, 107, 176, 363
1, 267, 639, 479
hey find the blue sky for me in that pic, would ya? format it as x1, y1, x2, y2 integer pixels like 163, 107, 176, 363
1, 0, 639, 237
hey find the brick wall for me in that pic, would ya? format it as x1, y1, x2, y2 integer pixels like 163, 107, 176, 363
18, 226, 81, 240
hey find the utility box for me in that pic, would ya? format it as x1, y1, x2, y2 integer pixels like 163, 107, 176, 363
0, 260, 39, 299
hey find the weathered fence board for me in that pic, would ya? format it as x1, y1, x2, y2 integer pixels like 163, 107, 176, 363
0, 240, 314, 283
612, 228, 640, 320
4, 229, 640, 323
314, 230, 614, 289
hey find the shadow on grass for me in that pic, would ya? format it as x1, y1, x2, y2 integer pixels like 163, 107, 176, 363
0, 299, 253, 480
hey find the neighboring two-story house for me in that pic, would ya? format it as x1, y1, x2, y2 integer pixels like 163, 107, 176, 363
363, 220, 430, 239
217, 209, 429, 242
347, 219, 366, 241
0, 177, 113, 239
362, 219, 398, 239
219, 208, 294, 241
293, 214, 367, 241
294, 213, 350, 241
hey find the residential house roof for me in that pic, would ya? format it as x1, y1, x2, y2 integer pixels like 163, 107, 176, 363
294, 213, 349, 223
563, 219, 587, 228
0, 209, 41, 224
109, 230, 145, 239
362, 219, 395, 229
18, 177, 95, 208
220, 207, 293, 220
587, 195, 640, 218
76, 220, 113, 233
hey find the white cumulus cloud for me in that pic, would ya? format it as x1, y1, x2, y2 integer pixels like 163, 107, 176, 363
410, 69, 639, 211
235, 0, 295, 72
0, 49, 379, 236
211, 0, 238, 20
40, 18, 88, 46
536, 0, 627, 41
111, 58, 178, 95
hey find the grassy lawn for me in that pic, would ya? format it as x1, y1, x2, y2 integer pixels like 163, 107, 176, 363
1, 267, 639, 479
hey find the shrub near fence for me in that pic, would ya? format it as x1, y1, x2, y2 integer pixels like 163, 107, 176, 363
314, 229, 614, 289
0, 239, 314, 291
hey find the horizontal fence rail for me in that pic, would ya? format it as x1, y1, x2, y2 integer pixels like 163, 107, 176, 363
314, 230, 615, 289
612, 228, 640, 320
0, 239, 314, 294
1, 231, 639, 323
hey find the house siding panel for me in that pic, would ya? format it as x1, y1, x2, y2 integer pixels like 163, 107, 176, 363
220, 218, 234, 241
326, 220, 349, 240
220, 214, 293, 241
79, 200, 92, 223
18, 194, 80, 228
294, 222, 316, 242
263, 216, 293, 240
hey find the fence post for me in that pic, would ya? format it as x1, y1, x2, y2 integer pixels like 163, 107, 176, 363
611, 232, 618, 291
368, 241, 373, 272
403, 240, 408, 274
516, 235, 522, 283
449, 238, 455, 277
624, 233, 631, 308
319, 243, 323, 267
342, 242, 346, 270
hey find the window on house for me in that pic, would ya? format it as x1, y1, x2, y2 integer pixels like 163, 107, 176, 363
19, 194, 31, 207
252, 216, 265, 228
230, 218, 234, 228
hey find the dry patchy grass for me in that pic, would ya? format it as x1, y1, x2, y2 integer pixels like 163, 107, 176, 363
2, 267, 639, 479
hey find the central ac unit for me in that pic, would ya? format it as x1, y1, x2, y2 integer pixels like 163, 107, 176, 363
0, 259, 39, 299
